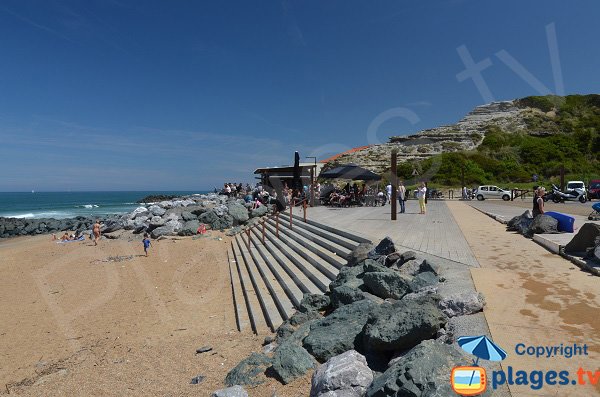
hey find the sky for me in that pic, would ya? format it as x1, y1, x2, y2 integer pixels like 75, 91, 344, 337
0, 0, 599, 191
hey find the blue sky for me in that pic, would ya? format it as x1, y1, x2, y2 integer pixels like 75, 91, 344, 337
0, 0, 598, 191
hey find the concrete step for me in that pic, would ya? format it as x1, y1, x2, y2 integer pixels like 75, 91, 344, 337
227, 249, 249, 332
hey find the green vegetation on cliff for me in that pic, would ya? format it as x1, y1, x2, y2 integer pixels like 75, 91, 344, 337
397, 94, 600, 186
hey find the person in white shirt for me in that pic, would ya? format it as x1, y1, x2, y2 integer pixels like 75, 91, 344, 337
417, 181, 427, 214
397, 181, 406, 213
386, 183, 392, 204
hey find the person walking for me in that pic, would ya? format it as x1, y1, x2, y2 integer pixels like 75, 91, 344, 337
417, 182, 427, 214
386, 182, 392, 204
142, 233, 152, 257
398, 180, 406, 213
92, 219, 101, 246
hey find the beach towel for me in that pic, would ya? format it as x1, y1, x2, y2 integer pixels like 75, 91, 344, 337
56, 236, 85, 244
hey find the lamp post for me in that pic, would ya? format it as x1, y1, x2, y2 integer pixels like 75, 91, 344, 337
306, 156, 317, 207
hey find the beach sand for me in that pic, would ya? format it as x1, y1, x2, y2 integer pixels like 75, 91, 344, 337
0, 233, 310, 396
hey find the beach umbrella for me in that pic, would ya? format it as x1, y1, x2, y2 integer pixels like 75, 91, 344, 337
458, 335, 507, 386
292, 151, 302, 192
320, 163, 381, 181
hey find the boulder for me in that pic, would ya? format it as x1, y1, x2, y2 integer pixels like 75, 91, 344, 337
199, 210, 219, 225
408, 271, 438, 291
227, 203, 249, 225
178, 220, 200, 236
148, 205, 166, 217
250, 205, 268, 218
366, 339, 466, 397
310, 350, 373, 397
507, 210, 533, 234
439, 291, 486, 317
564, 223, 600, 254
329, 264, 368, 291
363, 297, 446, 352
303, 300, 380, 362
150, 219, 182, 238
213, 214, 234, 230
211, 385, 248, 397
288, 310, 322, 327
330, 285, 366, 309
347, 242, 375, 266
524, 214, 559, 237
368, 237, 396, 261
276, 322, 296, 343
130, 206, 149, 219
214, 204, 229, 216
101, 220, 122, 234
180, 211, 197, 221
224, 353, 272, 387
149, 216, 165, 228
299, 293, 331, 313
362, 271, 412, 300
270, 341, 316, 384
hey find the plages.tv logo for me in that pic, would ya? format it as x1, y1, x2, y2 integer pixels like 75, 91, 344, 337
451, 335, 508, 396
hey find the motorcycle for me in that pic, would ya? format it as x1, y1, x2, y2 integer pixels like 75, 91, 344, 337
550, 184, 587, 203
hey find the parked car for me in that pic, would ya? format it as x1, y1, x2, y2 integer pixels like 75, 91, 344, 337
587, 180, 600, 200
475, 185, 512, 201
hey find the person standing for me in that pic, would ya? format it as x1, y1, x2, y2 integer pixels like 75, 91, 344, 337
417, 182, 427, 214
143, 233, 152, 257
398, 181, 406, 213
93, 219, 101, 246
386, 182, 392, 204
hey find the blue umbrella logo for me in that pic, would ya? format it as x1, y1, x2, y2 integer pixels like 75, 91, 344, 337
457, 335, 507, 387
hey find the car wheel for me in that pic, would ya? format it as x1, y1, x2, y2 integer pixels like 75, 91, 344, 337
502, 195, 510, 201
579, 195, 587, 203
476, 194, 484, 201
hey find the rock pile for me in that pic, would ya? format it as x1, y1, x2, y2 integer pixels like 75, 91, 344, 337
565, 223, 600, 264
507, 211, 558, 237
0, 193, 269, 240
222, 237, 485, 395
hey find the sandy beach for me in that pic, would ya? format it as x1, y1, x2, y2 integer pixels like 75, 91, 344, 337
0, 233, 309, 396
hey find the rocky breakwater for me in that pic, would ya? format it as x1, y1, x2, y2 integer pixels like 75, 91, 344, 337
0, 193, 268, 240
221, 237, 487, 396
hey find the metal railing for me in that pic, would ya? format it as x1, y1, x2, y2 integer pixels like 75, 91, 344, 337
243, 198, 308, 251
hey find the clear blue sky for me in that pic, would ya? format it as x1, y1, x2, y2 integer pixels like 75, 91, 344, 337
0, 0, 598, 191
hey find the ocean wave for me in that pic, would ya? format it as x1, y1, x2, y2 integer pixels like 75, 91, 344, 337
78, 204, 100, 209
2, 211, 70, 219
4, 213, 36, 219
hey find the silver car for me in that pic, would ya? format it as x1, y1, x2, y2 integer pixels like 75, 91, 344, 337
475, 185, 511, 201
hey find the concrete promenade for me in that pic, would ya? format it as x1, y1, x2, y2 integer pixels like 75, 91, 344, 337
306, 200, 599, 397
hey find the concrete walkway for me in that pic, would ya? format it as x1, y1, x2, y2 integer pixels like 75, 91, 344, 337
306, 200, 480, 267
448, 201, 600, 397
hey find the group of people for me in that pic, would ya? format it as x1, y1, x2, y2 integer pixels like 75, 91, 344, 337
218, 183, 252, 198
385, 181, 428, 214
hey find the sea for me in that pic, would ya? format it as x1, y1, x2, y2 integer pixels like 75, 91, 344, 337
0, 191, 208, 219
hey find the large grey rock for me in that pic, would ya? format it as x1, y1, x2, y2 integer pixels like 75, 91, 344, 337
594, 244, 600, 262
299, 293, 331, 313
362, 271, 412, 300
288, 310, 322, 327
199, 210, 219, 225
395, 258, 435, 277
408, 271, 438, 291
225, 353, 272, 387
250, 205, 268, 218
565, 223, 600, 253
507, 210, 533, 234
330, 285, 366, 309
347, 242, 375, 266
329, 264, 368, 291
363, 297, 446, 352
524, 214, 558, 237
271, 341, 316, 384
148, 205, 166, 217
178, 220, 200, 236
368, 237, 396, 261
180, 211, 197, 221
439, 291, 486, 317
303, 300, 380, 362
227, 203, 249, 225
211, 385, 248, 397
366, 339, 466, 397
130, 206, 148, 219
310, 350, 373, 397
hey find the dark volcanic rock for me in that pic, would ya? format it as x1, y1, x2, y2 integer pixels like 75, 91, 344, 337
303, 300, 380, 362
310, 350, 373, 397
250, 206, 268, 218
180, 211, 197, 221
299, 293, 331, 313
368, 237, 396, 261
224, 352, 272, 387
227, 203, 249, 225
347, 242, 376, 266
524, 214, 559, 237
507, 210, 533, 234
366, 339, 466, 397
565, 223, 600, 254
408, 271, 438, 291
178, 220, 200, 236
363, 296, 446, 352
270, 341, 316, 384
288, 310, 322, 327
330, 285, 366, 309
136, 194, 177, 203
362, 271, 412, 300
329, 263, 367, 291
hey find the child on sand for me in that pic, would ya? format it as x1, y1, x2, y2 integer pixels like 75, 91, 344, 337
143, 233, 151, 257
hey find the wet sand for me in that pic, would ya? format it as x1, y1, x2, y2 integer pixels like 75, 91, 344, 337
447, 201, 600, 397
0, 233, 309, 396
